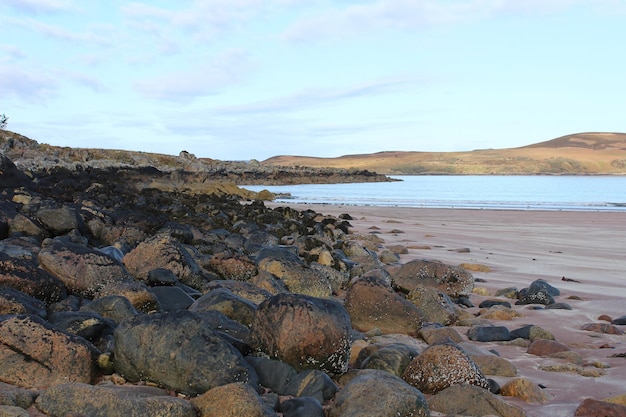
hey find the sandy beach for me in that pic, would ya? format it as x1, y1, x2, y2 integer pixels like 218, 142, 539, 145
269, 203, 626, 417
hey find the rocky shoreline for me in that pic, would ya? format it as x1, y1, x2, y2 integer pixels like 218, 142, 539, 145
1, 151, 625, 417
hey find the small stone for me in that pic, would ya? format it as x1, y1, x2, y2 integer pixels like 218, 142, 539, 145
527, 339, 570, 356
574, 398, 626, 416
581, 323, 624, 335
500, 378, 551, 403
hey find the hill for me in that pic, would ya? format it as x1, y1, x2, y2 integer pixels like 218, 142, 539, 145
262, 132, 626, 175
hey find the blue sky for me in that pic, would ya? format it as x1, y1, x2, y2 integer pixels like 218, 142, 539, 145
2, 0, 625, 161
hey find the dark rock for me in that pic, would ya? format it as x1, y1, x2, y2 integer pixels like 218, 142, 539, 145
114, 310, 257, 396
0, 251, 67, 304
402, 343, 490, 394
195, 310, 252, 345
545, 302, 572, 310
0, 287, 47, 318
280, 397, 324, 417
246, 356, 298, 395
479, 299, 512, 309
255, 245, 302, 265
356, 343, 420, 376
516, 279, 559, 305
147, 268, 179, 285
96, 280, 161, 313
0, 314, 98, 388
613, 315, 626, 325
283, 370, 338, 403
244, 230, 280, 255
251, 292, 351, 375
344, 275, 424, 336
510, 324, 555, 341
428, 384, 526, 417
0, 154, 31, 188
393, 258, 474, 298
35, 206, 80, 236
80, 295, 140, 325
0, 381, 37, 409
329, 370, 429, 417
407, 286, 459, 326
149, 285, 194, 312
48, 310, 115, 343
38, 240, 133, 298
467, 325, 512, 342
189, 287, 257, 327
35, 383, 196, 417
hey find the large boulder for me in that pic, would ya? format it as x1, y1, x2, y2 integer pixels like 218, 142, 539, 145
0, 252, 67, 304
38, 240, 133, 298
257, 257, 332, 298
114, 310, 258, 396
0, 154, 31, 188
251, 293, 351, 375
35, 383, 196, 417
35, 206, 80, 236
0, 314, 98, 388
344, 276, 424, 336
407, 286, 460, 326
402, 343, 490, 394
123, 234, 210, 291
393, 259, 474, 298
328, 370, 430, 417
191, 382, 277, 417
189, 288, 258, 327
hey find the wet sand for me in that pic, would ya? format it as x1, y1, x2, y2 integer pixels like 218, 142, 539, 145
269, 203, 626, 416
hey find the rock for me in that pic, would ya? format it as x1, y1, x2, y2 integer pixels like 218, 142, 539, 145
251, 292, 351, 375
581, 322, 624, 335
208, 252, 258, 281
0, 252, 67, 304
612, 315, 626, 325
458, 343, 518, 377
393, 258, 474, 298
283, 370, 338, 403
355, 342, 419, 376
344, 276, 424, 336
246, 357, 297, 395
0, 288, 47, 318
80, 294, 140, 325
428, 383, 527, 417
328, 370, 430, 417
401, 343, 490, 394
122, 234, 210, 291
496, 286, 519, 299
574, 398, 626, 417
150, 285, 194, 312
479, 305, 523, 320
378, 249, 400, 264
545, 302, 572, 310
0, 154, 31, 188
47, 310, 115, 344
527, 339, 570, 356
38, 240, 133, 298
97, 280, 161, 313
0, 381, 37, 409
467, 325, 512, 342
35, 206, 79, 235
510, 324, 555, 341
0, 314, 98, 388
0, 405, 30, 417
418, 325, 464, 345
516, 279, 559, 305
146, 267, 179, 285
280, 397, 323, 417
407, 286, 460, 326
257, 257, 331, 298
114, 310, 257, 396
189, 288, 257, 327
190, 382, 277, 417
8, 213, 47, 239
479, 299, 512, 309
35, 383, 196, 417
205, 280, 273, 305
500, 378, 551, 403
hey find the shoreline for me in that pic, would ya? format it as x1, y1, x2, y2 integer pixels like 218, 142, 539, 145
267, 202, 626, 417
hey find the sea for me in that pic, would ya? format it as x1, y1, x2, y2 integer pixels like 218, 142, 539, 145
242, 175, 626, 212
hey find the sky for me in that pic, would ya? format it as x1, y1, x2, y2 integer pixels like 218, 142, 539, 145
1, 0, 625, 161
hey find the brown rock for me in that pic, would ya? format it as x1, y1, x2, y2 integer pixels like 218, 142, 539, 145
38, 240, 132, 298
581, 322, 624, 335
207, 253, 257, 281
527, 339, 570, 356
393, 258, 474, 298
407, 285, 460, 326
122, 234, 209, 291
428, 384, 527, 417
0, 252, 67, 304
500, 378, 551, 403
257, 257, 331, 298
574, 398, 626, 417
0, 315, 97, 388
344, 276, 424, 336
401, 343, 490, 394
97, 280, 161, 313
191, 382, 276, 417
418, 325, 464, 345
251, 292, 352, 375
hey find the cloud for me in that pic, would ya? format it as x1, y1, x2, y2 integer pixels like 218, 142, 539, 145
1, 0, 76, 14
4, 16, 113, 46
133, 49, 255, 101
0, 66, 57, 102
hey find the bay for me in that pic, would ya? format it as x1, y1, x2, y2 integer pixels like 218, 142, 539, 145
242, 175, 626, 212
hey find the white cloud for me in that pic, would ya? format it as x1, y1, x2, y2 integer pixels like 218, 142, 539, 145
0, 66, 57, 102
1, 0, 76, 14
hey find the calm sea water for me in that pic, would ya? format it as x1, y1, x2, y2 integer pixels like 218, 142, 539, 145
242, 175, 626, 212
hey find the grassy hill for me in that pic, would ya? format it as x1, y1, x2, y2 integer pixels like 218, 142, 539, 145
262, 132, 626, 175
